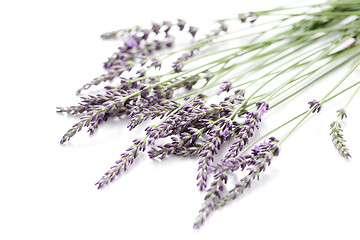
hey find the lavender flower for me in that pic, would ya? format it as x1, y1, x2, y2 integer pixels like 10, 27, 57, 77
194, 137, 280, 228
337, 108, 347, 120
222, 101, 269, 162
193, 174, 228, 229
60, 89, 133, 143
197, 119, 233, 191
308, 99, 321, 113
63, 69, 211, 143
60, 106, 110, 144
330, 121, 351, 159
218, 137, 279, 202
76, 21, 183, 95
95, 138, 146, 189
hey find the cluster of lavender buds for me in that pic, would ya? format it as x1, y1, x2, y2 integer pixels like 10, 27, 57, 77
94, 90, 246, 189
95, 139, 146, 189
238, 12, 258, 24
194, 137, 280, 229
330, 109, 351, 159
222, 101, 269, 162
76, 19, 197, 95
59, 1, 360, 230
308, 99, 322, 113
196, 118, 233, 191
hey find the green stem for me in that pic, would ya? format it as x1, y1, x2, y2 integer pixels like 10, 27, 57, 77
320, 55, 360, 103
344, 84, 360, 109
267, 38, 346, 101
269, 40, 360, 105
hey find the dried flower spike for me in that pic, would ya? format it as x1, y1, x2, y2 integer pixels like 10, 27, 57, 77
330, 121, 351, 159
193, 137, 280, 229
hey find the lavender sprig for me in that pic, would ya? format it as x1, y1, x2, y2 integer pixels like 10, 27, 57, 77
337, 108, 347, 120
60, 106, 109, 144
197, 119, 233, 191
222, 101, 269, 162
330, 109, 351, 159
193, 137, 280, 228
330, 121, 351, 159
308, 99, 322, 113
95, 138, 147, 189
193, 174, 228, 228
77, 20, 193, 95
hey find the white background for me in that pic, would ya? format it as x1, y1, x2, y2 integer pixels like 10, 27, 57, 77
1, 0, 360, 239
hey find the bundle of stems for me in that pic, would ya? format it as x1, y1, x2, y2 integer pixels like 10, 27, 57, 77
58, 0, 360, 228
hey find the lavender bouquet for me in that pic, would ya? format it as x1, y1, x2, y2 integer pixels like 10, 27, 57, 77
58, 0, 360, 228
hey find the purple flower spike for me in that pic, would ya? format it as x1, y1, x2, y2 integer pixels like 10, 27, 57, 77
221, 101, 269, 164
95, 139, 147, 189
330, 121, 351, 159
194, 137, 280, 228
196, 119, 233, 191
193, 175, 227, 229
337, 108, 347, 120
308, 99, 322, 113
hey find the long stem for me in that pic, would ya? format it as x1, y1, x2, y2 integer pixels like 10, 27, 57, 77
320, 55, 360, 103
269, 41, 360, 106
344, 84, 360, 109
266, 38, 347, 101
